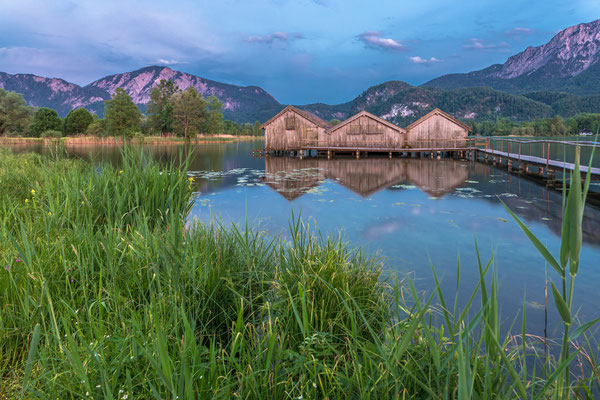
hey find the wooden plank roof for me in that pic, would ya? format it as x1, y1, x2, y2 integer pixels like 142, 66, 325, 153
326, 110, 405, 134
405, 108, 472, 131
261, 105, 331, 129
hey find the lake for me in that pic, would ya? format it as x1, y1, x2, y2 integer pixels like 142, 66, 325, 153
5, 140, 600, 338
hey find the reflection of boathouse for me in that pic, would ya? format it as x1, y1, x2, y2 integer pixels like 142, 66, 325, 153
405, 159, 468, 197
263, 157, 323, 200
264, 157, 469, 200
323, 158, 407, 197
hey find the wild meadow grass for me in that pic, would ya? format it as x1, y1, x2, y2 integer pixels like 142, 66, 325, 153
0, 146, 599, 399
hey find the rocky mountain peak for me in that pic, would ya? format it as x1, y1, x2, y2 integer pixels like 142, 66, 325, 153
496, 19, 600, 79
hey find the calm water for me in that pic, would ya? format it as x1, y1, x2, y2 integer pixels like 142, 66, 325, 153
6, 140, 600, 338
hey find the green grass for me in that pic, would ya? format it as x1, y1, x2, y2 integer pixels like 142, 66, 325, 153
0, 146, 599, 399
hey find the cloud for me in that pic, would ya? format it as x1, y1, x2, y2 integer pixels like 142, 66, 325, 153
357, 31, 408, 52
409, 56, 442, 64
505, 27, 536, 41
463, 38, 511, 51
156, 59, 186, 66
245, 32, 304, 44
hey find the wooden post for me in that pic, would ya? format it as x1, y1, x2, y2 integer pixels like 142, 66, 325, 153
356, 151, 360, 159
327, 150, 331, 159
389, 151, 392, 159
546, 143, 550, 169
501, 141, 503, 153
518, 143, 521, 162
542, 141, 545, 159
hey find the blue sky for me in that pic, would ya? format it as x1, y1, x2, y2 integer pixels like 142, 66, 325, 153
1, 0, 599, 104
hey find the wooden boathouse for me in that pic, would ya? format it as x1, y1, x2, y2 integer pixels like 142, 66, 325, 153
261, 105, 330, 151
405, 108, 471, 149
256, 106, 600, 185
320, 110, 405, 150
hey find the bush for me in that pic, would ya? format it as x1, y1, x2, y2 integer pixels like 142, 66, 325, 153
85, 120, 106, 137
41, 129, 63, 138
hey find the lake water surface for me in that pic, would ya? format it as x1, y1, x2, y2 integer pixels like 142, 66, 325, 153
6, 140, 600, 338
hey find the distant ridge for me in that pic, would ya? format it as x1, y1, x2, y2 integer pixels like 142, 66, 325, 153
3, 20, 600, 124
424, 19, 600, 95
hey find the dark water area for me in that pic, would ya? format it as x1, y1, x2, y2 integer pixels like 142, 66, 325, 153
5, 140, 600, 340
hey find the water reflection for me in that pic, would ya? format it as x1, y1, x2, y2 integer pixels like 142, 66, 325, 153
265, 157, 469, 199
263, 155, 600, 246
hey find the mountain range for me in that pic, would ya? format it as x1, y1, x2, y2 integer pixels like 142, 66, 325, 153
2, 19, 600, 125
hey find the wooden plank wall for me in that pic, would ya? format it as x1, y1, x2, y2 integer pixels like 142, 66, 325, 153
264, 110, 325, 150
406, 114, 468, 149
320, 115, 403, 149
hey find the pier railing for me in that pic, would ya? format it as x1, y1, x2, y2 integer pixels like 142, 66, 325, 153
475, 138, 600, 169
297, 138, 478, 150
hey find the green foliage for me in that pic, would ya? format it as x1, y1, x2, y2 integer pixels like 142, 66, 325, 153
147, 79, 179, 135
0, 88, 33, 136
471, 113, 600, 136
85, 120, 106, 137
203, 95, 224, 135
172, 87, 207, 138
1, 148, 599, 398
29, 107, 62, 137
103, 88, 142, 136
329, 118, 341, 126
41, 129, 63, 138
63, 108, 94, 135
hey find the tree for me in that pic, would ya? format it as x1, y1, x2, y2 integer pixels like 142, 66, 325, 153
104, 88, 142, 136
253, 121, 261, 136
329, 119, 341, 126
86, 120, 106, 137
0, 89, 32, 136
204, 95, 223, 134
64, 108, 94, 135
29, 107, 62, 137
147, 79, 179, 135
172, 87, 207, 139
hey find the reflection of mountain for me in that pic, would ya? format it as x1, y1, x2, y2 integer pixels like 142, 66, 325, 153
264, 156, 468, 199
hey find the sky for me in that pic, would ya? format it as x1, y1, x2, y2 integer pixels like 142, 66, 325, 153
1, 0, 599, 105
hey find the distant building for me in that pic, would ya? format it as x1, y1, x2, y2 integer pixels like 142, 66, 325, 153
405, 108, 471, 149
261, 105, 330, 151
321, 110, 405, 149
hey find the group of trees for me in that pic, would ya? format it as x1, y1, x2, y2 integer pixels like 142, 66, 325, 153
470, 113, 600, 136
0, 87, 98, 137
0, 84, 263, 138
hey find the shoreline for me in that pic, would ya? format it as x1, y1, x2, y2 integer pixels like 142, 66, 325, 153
0, 134, 263, 146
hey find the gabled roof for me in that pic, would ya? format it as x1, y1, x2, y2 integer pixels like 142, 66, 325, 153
261, 105, 331, 129
327, 110, 405, 134
405, 108, 472, 131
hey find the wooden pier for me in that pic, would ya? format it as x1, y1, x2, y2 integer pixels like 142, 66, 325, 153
257, 138, 600, 182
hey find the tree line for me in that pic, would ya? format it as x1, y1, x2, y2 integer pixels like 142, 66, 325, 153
470, 113, 600, 136
0, 81, 263, 138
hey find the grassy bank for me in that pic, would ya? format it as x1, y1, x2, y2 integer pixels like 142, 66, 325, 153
0, 147, 598, 399
0, 135, 262, 146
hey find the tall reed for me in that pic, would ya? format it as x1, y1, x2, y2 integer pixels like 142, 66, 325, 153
0, 146, 598, 399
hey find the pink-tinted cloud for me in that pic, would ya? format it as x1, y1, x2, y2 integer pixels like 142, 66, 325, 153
358, 31, 408, 52
245, 32, 304, 44
505, 27, 536, 41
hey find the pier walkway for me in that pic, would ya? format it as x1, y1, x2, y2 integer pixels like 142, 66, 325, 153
255, 138, 600, 181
